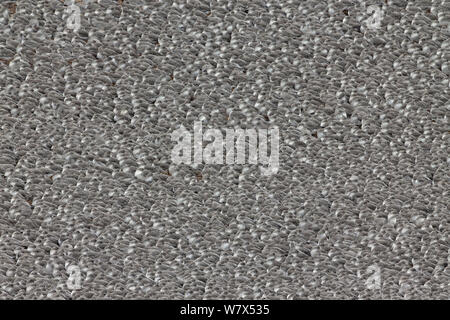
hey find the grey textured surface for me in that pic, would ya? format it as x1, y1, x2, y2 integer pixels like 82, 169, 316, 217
0, 0, 449, 299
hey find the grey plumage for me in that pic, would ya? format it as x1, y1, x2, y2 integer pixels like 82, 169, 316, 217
0, 0, 448, 299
